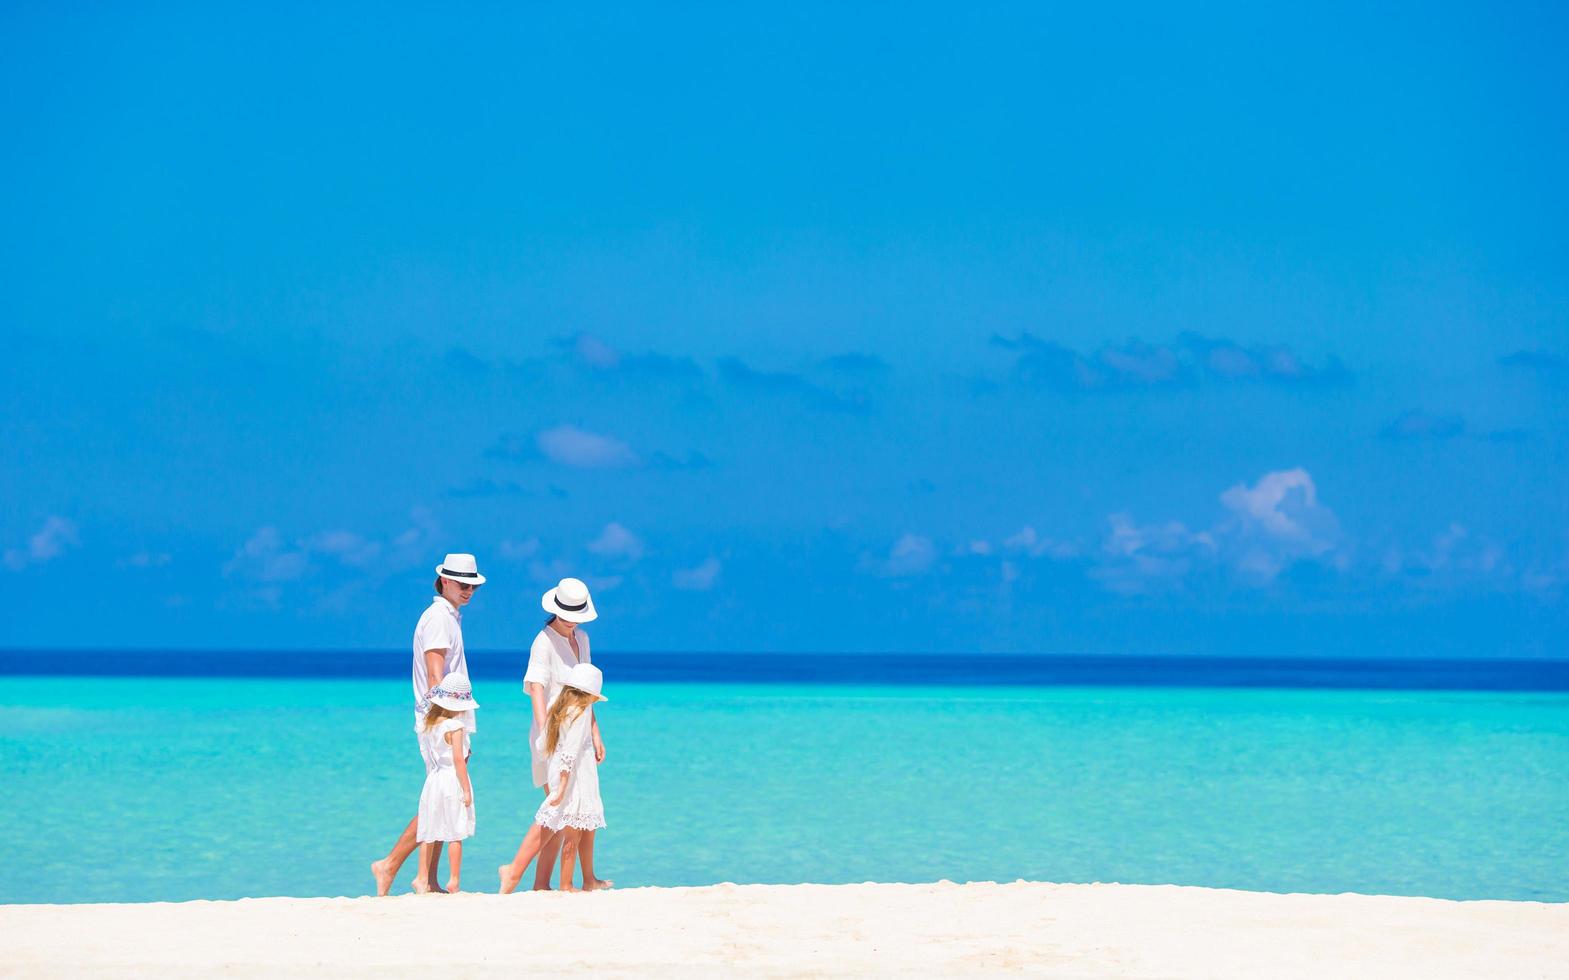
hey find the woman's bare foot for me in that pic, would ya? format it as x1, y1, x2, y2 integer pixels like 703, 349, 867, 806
583, 877, 614, 891
411, 878, 433, 895
498, 865, 523, 895
559, 885, 581, 893
445, 878, 461, 893
371, 859, 396, 897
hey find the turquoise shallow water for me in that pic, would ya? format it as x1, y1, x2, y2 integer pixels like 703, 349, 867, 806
4, 676, 1567, 904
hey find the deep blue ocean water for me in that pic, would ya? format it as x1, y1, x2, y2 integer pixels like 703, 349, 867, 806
3, 650, 1566, 905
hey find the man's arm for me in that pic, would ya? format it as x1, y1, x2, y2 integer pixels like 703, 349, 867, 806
424, 648, 448, 690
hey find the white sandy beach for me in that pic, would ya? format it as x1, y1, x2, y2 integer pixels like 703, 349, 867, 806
2, 880, 1565, 978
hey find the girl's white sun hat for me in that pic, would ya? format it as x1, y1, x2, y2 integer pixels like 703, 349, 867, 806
436, 553, 486, 586
428, 672, 481, 712
542, 577, 597, 623
561, 662, 608, 702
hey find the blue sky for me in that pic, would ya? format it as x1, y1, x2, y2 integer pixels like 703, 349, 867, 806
2, 3, 1565, 657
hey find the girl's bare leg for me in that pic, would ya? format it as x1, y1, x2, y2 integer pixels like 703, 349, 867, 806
557, 830, 583, 892
412, 843, 435, 894
445, 841, 462, 893
498, 823, 552, 894
534, 829, 566, 890
579, 830, 613, 890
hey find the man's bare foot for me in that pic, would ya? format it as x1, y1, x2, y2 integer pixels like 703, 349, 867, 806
531, 882, 554, 891
412, 878, 432, 895
445, 878, 461, 894
583, 877, 614, 891
371, 859, 396, 897
499, 865, 522, 895
427, 879, 447, 894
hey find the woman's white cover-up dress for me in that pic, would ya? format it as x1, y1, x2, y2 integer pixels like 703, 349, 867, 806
522, 627, 591, 786
417, 717, 475, 843
533, 709, 606, 832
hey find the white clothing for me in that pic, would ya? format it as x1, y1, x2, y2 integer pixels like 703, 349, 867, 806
412, 597, 475, 735
533, 709, 605, 832
523, 626, 591, 786
417, 717, 475, 843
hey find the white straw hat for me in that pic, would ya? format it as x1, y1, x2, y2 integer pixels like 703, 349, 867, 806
428, 672, 481, 711
542, 577, 597, 623
561, 662, 607, 702
435, 553, 486, 586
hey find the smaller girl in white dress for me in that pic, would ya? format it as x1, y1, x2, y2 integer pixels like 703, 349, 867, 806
416, 672, 478, 893
534, 662, 607, 889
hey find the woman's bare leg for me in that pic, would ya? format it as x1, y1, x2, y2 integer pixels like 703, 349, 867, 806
557, 830, 583, 892
498, 823, 553, 894
534, 830, 566, 890
579, 830, 612, 890
445, 841, 462, 893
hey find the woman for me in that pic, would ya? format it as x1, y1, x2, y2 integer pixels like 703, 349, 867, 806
500, 577, 611, 893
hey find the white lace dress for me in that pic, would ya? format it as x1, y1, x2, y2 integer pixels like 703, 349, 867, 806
532, 709, 605, 832
417, 718, 475, 843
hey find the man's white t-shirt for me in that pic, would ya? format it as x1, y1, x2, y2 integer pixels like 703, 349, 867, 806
412, 596, 476, 734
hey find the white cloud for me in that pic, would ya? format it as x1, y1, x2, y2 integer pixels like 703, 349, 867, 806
673, 557, 722, 591
4, 516, 79, 571
306, 530, 381, 567
499, 537, 541, 561
223, 527, 310, 582
1002, 525, 1078, 559
1092, 513, 1216, 594
120, 551, 173, 569
587, 522, 644, 562
1217, 468, 1341, 582
867, 533, 936, 577
537, 425, 640, 469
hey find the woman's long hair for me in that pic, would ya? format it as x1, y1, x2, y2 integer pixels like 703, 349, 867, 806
544, 687, 599, 755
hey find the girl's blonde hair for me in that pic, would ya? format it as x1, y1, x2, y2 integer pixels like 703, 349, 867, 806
544, 687, 599, 755
422, 702, 460, 732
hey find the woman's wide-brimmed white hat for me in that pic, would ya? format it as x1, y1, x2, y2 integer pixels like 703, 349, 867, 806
542, 577, 597, 623
562, 662, 607, 702
436, 553, 486, 586
428, 672, 481, 712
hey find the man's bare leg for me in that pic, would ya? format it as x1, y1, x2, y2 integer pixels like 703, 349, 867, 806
371, 816, 419, 896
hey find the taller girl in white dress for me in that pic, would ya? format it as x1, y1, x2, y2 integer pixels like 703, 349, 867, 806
497, 662, 608, 894
519, 577, 609, 891
535, 662, 608, 846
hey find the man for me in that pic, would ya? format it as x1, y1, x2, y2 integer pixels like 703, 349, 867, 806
371, 553, 485, 896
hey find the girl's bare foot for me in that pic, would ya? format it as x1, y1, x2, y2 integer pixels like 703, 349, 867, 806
371, 859, 396, 897
411, 878, 432, 895
583, 877, 614, 891
560, 885, 581, 893
498, 865, 522, 894
445, 878, 461, 893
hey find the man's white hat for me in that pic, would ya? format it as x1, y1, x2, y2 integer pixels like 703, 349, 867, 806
427, 671, 480, 712
436, 553, 486, 586
542, 577, 597, 623
561, 662, 608, 702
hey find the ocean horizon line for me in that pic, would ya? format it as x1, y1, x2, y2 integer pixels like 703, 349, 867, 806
5, 648, 1568, 691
